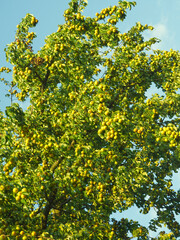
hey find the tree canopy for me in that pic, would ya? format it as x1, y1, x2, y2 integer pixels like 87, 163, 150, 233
0, 0, 180, 239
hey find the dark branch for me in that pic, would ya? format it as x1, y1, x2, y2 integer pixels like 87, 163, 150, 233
42, 187, 57, 230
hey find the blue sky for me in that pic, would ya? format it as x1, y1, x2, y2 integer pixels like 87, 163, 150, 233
0, 0, 180, 238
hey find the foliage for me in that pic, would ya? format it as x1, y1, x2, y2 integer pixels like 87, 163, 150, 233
0, 0, 180, 239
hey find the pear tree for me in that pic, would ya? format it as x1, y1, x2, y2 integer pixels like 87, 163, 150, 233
0, 0, 180, 239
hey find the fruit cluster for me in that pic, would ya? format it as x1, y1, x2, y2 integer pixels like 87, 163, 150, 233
158, 124, 180, 147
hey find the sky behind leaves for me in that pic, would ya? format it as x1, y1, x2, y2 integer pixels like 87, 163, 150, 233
0, 0, 180, 111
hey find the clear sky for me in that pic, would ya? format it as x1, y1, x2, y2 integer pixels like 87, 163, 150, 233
0, 0, 180, 238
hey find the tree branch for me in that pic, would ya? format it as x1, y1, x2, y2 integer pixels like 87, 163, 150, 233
42, 140, 75, 229
42, 187, 57, 230
50, 140, 75, 173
